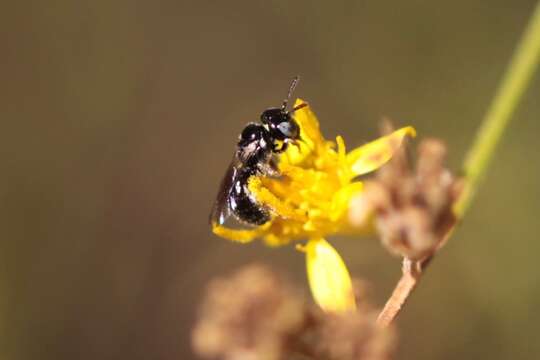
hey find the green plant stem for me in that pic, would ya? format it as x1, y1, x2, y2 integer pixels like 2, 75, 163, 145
377, 1, 540, 327
455, 0, 540, 217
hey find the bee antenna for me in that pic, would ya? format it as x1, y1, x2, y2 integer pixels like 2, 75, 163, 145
281, 76, 300, 111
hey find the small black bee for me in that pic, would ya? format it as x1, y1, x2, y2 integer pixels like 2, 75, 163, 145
210, 77, 307, 227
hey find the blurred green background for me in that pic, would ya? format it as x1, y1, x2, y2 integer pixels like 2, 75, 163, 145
1, 1, 540, 359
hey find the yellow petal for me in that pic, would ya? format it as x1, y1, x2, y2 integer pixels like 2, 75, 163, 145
212, 223, 270, 243
329, 182, 364, 222
293, 99, 325, 145
302, 238, 356, 313
346, 126, 416, 176
282, 99, 325, 165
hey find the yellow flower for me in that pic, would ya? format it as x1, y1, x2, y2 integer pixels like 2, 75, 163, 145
212, 99, 415, 312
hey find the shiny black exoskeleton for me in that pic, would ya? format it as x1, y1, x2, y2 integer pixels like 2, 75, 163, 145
210, 77, 306, 226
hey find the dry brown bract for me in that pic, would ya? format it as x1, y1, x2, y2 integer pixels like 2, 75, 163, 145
350, 138, 461, 261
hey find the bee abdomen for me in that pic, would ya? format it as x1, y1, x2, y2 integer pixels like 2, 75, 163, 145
229, 169, 271, 226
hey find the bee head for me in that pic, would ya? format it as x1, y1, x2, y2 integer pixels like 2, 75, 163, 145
260, 108, 300, 142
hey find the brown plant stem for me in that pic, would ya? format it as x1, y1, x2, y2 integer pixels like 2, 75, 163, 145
376, 258, 421, 327
376, 228, 453, 326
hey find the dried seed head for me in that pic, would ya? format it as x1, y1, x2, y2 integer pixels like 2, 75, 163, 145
193, 265, 398, 360
350, 137, 460, 260
192, 265, 305, 360
377, 207, 437, 259
316, 311, 396, 360
314, 278, 396, 360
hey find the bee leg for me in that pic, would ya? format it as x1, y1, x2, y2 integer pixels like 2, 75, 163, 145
272, 140, 288, 154
211, 222, 268, 243
247, 176, 307, 222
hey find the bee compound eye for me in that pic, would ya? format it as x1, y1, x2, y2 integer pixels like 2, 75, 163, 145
277, 121, 299, 139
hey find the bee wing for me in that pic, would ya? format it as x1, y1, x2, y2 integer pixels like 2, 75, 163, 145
209, 159, 239, 225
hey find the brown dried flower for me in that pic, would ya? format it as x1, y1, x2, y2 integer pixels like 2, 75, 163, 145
316, 311, 396, 360
350, 137, 461, 260
192, 264, 305, 360
193, 265, 396, 360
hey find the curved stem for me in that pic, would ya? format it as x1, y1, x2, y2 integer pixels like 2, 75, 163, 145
455, 0, 540, 217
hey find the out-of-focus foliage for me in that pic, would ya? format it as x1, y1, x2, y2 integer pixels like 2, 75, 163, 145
1, 1, 539, 359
